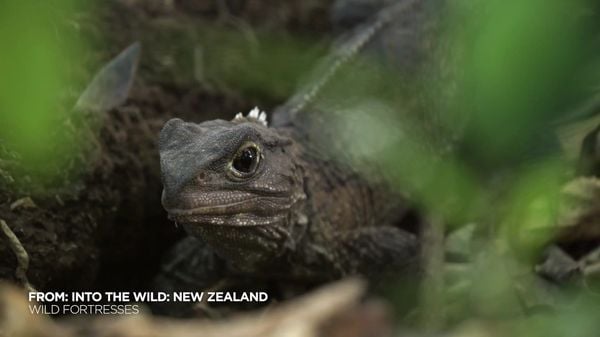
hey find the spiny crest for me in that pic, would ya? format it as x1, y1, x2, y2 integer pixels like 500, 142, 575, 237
233, 107, 268, 127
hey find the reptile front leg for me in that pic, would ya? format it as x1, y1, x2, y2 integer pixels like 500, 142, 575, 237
331, 226, 420, 277
151, 237, 227, 317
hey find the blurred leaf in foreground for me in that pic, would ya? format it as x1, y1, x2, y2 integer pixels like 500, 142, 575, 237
0, 0, 84, 189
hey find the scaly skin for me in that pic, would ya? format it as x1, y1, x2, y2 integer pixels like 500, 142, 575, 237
158, 114, 418, 281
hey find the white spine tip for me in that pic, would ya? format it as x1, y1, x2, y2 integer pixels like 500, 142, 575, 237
248, 107, 260, 119
233, 107, 268, 126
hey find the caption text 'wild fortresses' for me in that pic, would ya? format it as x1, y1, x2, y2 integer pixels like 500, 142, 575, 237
27, 291, 269, 315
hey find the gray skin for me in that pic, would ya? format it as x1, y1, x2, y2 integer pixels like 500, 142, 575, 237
158, 116, 418, 281
154, 0, 433, 314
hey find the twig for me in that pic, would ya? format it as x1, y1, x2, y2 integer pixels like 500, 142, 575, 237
419, 214, 445, 331
278, 0, 420, 118
0, 219, 35, 292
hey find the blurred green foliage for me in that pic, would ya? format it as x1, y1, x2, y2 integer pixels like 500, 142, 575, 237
0, 0, 84, 188
311, 0, 600, 334
197, 28, 330, 99
455, 0, 599, 167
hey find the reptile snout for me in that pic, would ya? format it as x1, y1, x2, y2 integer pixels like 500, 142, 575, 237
158, 118, 185, 147
158, 118, 187, 205
158, 117, 234, 210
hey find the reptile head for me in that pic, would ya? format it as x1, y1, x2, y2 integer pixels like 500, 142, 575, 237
158, 109, 306, 269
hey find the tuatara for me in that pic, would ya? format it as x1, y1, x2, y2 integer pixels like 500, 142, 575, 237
156, 0, 433, 306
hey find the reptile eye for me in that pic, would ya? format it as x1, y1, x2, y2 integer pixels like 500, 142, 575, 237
230, 143, 260, 177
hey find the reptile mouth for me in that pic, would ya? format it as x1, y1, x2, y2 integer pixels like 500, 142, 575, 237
162, 190, 291, 227
161, 189, 296, 265
170, 212, 287, 227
